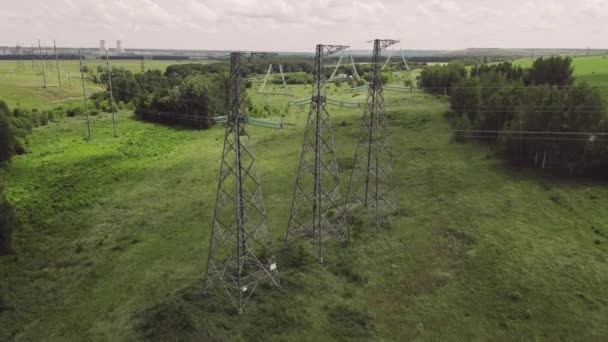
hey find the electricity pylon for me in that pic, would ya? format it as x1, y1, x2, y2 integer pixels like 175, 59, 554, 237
285, 44, 348, 263
203, 52, 280, 314
345, 39, 398, 226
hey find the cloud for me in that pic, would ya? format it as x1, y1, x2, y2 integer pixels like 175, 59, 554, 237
417, 0, 458, 16
0, 0, 606, 50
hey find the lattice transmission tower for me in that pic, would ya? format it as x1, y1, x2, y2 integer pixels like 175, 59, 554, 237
285, 44, 348, 263
203, 52, 280, 314
345, 39, 398, 226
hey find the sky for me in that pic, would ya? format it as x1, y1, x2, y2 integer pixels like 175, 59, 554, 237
1, 0, 607, 52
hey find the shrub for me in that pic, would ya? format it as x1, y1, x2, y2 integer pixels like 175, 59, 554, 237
66, 107, 82, 117
0, 186, 14, 255
0, 102, 14, 163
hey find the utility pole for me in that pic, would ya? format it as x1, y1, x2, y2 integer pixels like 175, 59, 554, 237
38, 40, 47, 88
53, 40, 62, 89
16, 45, 24, 69
79, 50, 91, 139
285, 44, 348, 263
203, 51, 280, 314
345, 39, 398, 227
105, 49, 118, 137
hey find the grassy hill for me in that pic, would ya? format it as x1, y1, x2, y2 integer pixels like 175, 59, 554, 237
1, 76, 607, 340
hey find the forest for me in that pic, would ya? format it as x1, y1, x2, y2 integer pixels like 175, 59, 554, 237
418, 57, 608, 175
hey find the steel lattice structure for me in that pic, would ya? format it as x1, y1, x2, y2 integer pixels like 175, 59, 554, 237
345, 39, 399, 226
203, 52, 280, 314
285, 44, 348, 263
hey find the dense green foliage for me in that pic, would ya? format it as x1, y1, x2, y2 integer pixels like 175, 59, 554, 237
449, 58, 608, 175
418, 62, 467, 93
0, 101, 13, 163
94, 66, 229, 128
270, 72, 313, 85
165, 63, 229, 78
525, 56, 574, 86
0, 181, 14, 255
0, 100, 67, 163
136, 72, 228, 128
0, 100, 85, 254
470, 61, 525, 81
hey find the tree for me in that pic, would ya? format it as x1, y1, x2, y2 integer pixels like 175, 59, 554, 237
525, 56, 574, 86
419, 62, 466, 94
0, 101, 14, 163
448, 61, 608, 175
0, 182, 14, 255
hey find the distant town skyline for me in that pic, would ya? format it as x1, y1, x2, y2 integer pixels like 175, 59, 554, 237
1, 0, 607, 52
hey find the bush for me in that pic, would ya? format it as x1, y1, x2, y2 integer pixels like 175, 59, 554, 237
66, 107, 82, 117
0, 186, 14, 255
419, 62, 467, 94
525, 56, 574, 86
0, 102, 14, 163
448, 57, 608, 176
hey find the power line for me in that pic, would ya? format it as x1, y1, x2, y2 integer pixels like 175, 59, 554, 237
391, 127, 608, 135
38, 40, 47, 88
386, 128, 608, 141
449, 134, 608, 142
403, 103, 607, 109
53, 40, 61, 89
411, 83, 608, 90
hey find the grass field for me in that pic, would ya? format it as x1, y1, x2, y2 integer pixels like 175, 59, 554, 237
0, 59, 212, 110
1, 71, 607, 340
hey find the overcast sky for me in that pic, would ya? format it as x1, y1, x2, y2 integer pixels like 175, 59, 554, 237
1, 0, 606, 51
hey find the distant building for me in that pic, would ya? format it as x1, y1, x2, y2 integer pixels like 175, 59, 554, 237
116, 40, 125, 54
99, 40, 106, 55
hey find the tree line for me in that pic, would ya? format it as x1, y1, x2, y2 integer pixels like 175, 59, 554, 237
424, 57, 608, 176
92, 65, 229, 128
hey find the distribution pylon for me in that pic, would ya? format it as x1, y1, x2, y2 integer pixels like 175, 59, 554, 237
285, 44, 348, 263
345, 39, 398, 226
203, 52, 280, 314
